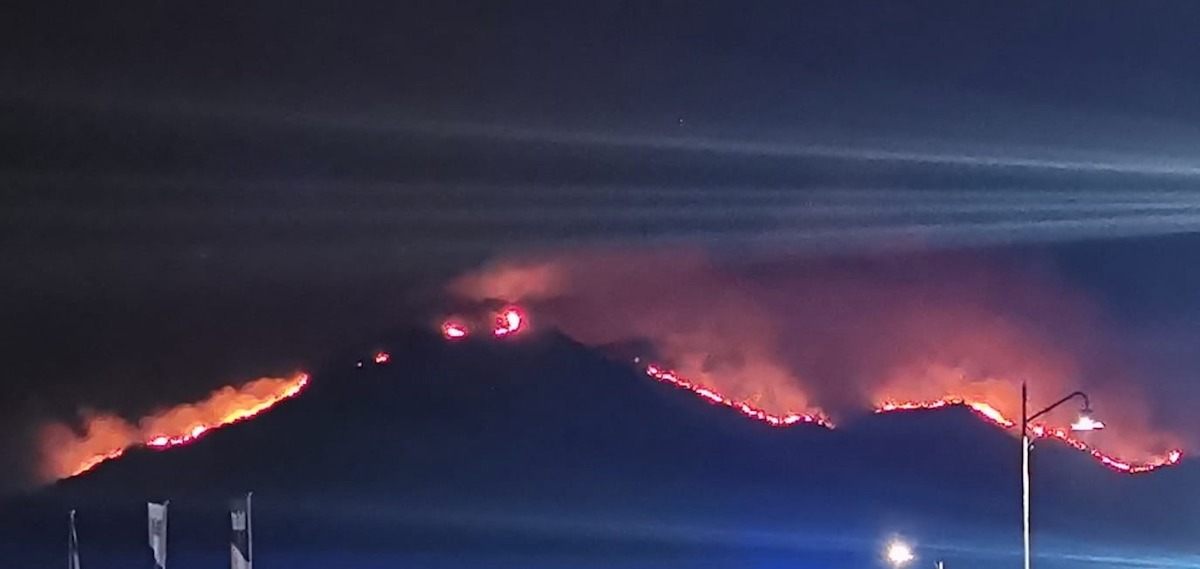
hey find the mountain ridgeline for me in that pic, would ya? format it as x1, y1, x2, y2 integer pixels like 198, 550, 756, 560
2, 327, 1195, 568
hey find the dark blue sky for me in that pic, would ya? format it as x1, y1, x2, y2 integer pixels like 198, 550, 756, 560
5, 1, 1200, 125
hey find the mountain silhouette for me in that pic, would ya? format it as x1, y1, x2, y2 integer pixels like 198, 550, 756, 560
2, 327, 1196, 568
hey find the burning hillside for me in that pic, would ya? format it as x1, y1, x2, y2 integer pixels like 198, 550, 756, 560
43, 271, 1188, 482
645, 363, 1180, 473
41, 373, 309, 481
450, 250, 1189, 471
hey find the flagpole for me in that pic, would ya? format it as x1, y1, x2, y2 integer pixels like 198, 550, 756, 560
246, 492, 253, 568
68, 509, 74, 569
162, 499, 169, 569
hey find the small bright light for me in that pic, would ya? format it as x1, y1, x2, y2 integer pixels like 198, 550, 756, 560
442, 322, 469, 339
492, 307, 524, 337
374, 351, 391, 364
885, 540, 915, 567
1071, 414, 1105, 432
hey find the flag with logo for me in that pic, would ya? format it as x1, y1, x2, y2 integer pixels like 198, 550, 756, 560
230, 493, 252, 569
147, 501, 168, 569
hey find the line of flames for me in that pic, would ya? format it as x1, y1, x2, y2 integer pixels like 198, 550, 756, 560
644, 364, 836, 428
645, 364, 1183, 474
65, 308, 527, 478
65, 339, 1183, 479
66, 373, 311, 478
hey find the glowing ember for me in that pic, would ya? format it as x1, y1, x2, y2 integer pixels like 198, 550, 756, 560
492, 307, 524, 337
48, 373, 311, 480
442, 321, 469, 340
145, 425, 211, 450
374, 351, 391, 364
645, 364, 834, 428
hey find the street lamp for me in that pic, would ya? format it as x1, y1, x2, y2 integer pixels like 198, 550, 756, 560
1021, 382, 1102, 569
885, 539, 915, 567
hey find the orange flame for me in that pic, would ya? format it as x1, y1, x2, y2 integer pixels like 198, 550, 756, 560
448, 253, 1191, 472
646, 364, 835, 428
43, 373, 310, 480
442, 321, 469, 339
651, 364, 1182, 474
492, 307, 524, 337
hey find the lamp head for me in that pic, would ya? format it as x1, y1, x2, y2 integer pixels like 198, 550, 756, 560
1071, 406, 1105, 432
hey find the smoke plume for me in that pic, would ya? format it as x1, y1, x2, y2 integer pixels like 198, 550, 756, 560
39, 374, 308, 482
451, 249, 1184, 461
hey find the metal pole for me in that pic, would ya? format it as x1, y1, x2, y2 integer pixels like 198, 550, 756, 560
1022, 382, 1031, 569
247, 492, 254, 568
68, 510, 74, 569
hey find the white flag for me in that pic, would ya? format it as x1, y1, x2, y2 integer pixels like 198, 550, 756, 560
147, 502, 168, 569
68, 510, 81, 569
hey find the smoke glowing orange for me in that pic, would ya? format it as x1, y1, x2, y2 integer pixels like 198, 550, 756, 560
449, 253, 1191, 476
43, 373, 310, 480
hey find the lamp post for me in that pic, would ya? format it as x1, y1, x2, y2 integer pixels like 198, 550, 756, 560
1021, 381, 1103, 569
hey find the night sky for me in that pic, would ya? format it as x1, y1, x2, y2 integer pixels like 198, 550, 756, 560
4, 1, 1200, 565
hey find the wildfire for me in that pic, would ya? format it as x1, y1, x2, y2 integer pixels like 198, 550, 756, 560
52, 293, 1186, 482
46, 373, 310, 480
67, 448, 127, 480
645, 364, 835, 428
440, 306, 525, 340
651, 364, 1182, 474
876, 399, 1015, 428
432, 300, 1183, 475
449, 254, 1193, 477
492, 307, 524, 337
442, 321, 469, 339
